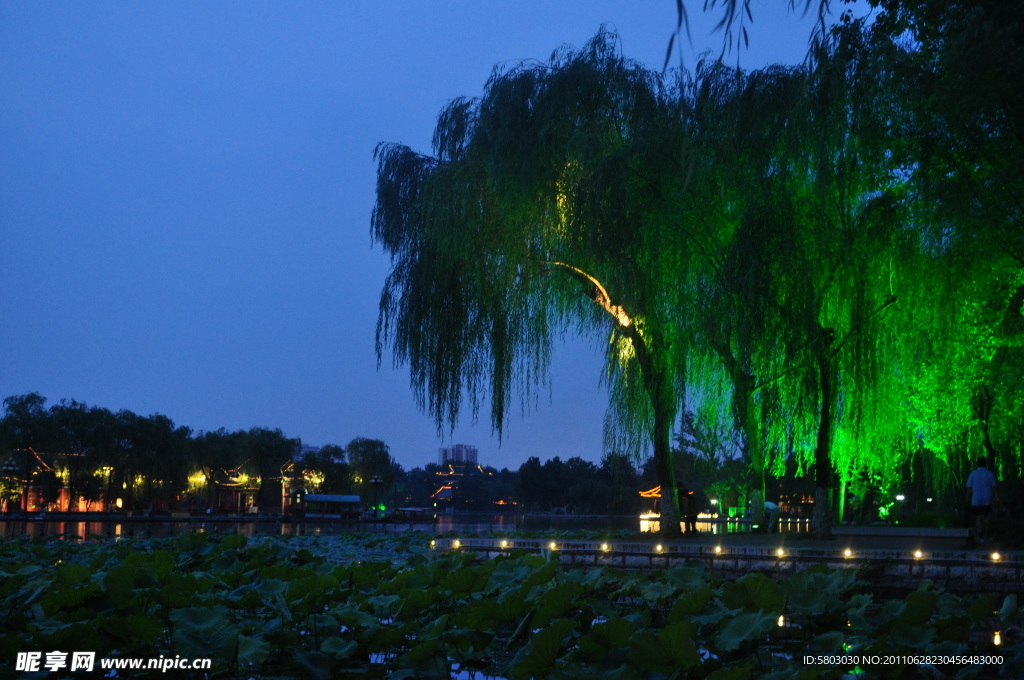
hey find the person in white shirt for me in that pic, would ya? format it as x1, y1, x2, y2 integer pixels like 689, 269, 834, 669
763, 501, 780, 533
966, 457, 998, 541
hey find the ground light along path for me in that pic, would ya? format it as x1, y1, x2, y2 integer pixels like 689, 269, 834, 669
431, 534, 1023, 594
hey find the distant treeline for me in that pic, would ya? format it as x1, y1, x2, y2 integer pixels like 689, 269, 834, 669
0, 393, 393, 513
1, 393, 657, 515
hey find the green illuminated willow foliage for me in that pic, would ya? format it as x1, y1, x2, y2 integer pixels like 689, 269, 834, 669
666, 34, 913, 532
373, 30, 698, 534
374, 14, 1024, 532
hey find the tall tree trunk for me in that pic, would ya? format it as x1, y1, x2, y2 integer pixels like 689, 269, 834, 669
813, 327, 837, 536
628, 325, 682, 537
976, 386, 999, 464
733, 369, 765, 527
710, 329, 765, 528
837, 472, 847, 524
653, 405, 682, 537
551, 263, 683, 536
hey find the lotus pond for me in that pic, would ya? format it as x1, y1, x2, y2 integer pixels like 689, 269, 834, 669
0, 531, 1019, 679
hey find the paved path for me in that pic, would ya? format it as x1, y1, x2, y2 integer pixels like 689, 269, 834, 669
433, 530, 1023, 592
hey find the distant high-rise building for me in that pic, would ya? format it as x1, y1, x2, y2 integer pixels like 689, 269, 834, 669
438, 444, 478, 466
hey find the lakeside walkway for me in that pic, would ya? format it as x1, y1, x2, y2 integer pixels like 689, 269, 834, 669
4, 512, 1020, 592
434, 530, 1024, 593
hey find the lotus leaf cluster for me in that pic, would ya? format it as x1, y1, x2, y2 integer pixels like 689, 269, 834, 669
1, 533, 1020, 678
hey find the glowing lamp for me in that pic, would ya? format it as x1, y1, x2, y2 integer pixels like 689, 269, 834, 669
714, 545, 723, 554
843, 549, 853, 559
655, 544, 663, 553
499, 540, 508, 549
991, 552, 1001, 562
994, 631, 1002, 646
777, 615, 786, 627
896, 494, 905, 501
913, 550, 923, 560
429, 539, 436, 548
601, 543, 609, 552
776, 548, 785, 557
453, 540, 461, 549
549, 541, 557, 551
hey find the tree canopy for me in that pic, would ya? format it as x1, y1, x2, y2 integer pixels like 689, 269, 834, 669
374, 29, 699, 533
374, 3, 1024, 534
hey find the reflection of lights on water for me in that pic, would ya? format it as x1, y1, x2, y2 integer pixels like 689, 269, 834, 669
641, 513, 813, 535
639, 512, 661, 534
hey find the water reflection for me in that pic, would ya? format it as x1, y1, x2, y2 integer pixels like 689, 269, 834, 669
1, 518, 450, 540
0, 512, 817, 541
639, 515, 813, 534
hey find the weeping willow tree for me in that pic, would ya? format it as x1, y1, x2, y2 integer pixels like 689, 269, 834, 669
864, 0, 1024, 502
764, 23, 916, 534
890, 212, 1024, 510
372, 30, 701, 535
803, 6, 1024, 526
681, 23, 914, 534
677, 58, 818, 528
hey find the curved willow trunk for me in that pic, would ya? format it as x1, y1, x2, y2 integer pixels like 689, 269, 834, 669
626, 324, 682, 537
554, 263, 683, 536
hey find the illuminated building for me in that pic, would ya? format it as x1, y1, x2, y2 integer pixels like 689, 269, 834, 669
438, 444, 478, 466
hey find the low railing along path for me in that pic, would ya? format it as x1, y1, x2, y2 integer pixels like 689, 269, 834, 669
431, 529, 1023, 594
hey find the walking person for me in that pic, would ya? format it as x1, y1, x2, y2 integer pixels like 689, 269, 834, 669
764, 500, 780, 533
679, 485, 698, 534
966, 457, 998, 542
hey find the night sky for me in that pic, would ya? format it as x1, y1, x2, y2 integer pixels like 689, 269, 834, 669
1, 2, 837, 471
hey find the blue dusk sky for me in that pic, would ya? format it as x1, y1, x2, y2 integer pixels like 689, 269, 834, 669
1, 2, 845, 471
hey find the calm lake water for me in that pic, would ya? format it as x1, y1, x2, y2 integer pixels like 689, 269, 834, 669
0, 513, 811, 540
